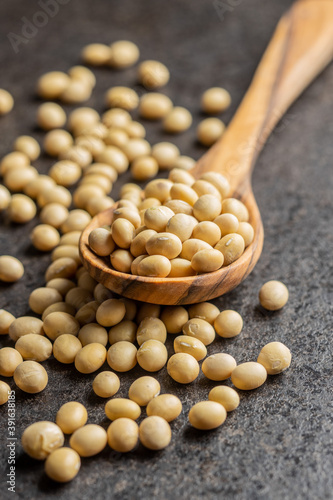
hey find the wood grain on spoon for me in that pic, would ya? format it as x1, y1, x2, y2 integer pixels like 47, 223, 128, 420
80, 0, 333, 305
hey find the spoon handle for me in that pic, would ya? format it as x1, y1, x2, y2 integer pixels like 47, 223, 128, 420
194, 0, 333, 193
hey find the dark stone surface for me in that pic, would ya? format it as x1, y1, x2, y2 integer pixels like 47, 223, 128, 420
0, 0, 332, 499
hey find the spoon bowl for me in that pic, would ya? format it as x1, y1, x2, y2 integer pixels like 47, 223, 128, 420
80, 0, 333, 305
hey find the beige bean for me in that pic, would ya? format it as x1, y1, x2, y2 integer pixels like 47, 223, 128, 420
45, 257, 78, 282
0, 309, 15, 335
180, 239, 212, 261
0, 151, 30, 176
189, 401, 227, 430
137, 339, 168, 372
146, 232, 182, 259
137, 255, 171, 277
69, 424, 107, 457
160, 306, 189, 334
38, 186, 72, 208
42, 302, 76, 320
93, 371, 120, 398
7, 194, 36, 223
201, 87, 231, 114
136, 317, 167, 345
182, 318, 215, 346
146, 394, 182, 422
40, 203, 69, 228
69, 65, 96, 88
192, 221, 221, 246
215, 233, 245, 266
0, 381, 11, 405
170, 183, 198, 206
168, 258, 195, 277
14, 360, 48, 393
74, 343, 107, 374
107, 341, 137, 372
45, 447, 81, 483
107, 418, 139, 453
105, 398, 141, 421
113, 207, 141, 228
173, 335, 207, 361
82, 43, 111, 65
209, 386, 240, 412
111, 218, 135, 249
105, 86, 139, 110
44, 129, 73, 156
78, 323, 108, 347
214, 310, 243, 338
163, 106, 192, 133
191, 249, 224, 273
0, 88, 14, 115
237, 222, 254, 247
164, 199, 193, 215
0, 256, 24, 282
9, 317, 44, 342
29, 287, 63, 315
43, 311, 80, 340
139, 416, 172, 450
144, 178, 173, 202
138, 60, 170, 89
109, 40, 140, 68
151, 142, 179, 170
167, 353, 199, 384
188, 302, 220, 325
231, 362, 267, 390
214, 213, 239, 236
166, 213, 197, 242
257, 342, 292, 374
128, 376, 160, 406
201, 172, 230, 198
144, 206, 174, 231
110, 249, 134, 273
53, 334, 82, 364
15, 334, 52, 362
259, 281, 289, 311
131, 155, 159, 181
37, 102, 67, 130
139, 93, 173, 120
46, 278, 76, 297
136, 303, 161, 324
56, 402, 88, 434
0, 347, 23, 377
49, 160, 81, 187
21, 421, 64, 459
31, 224, 60, 252
0, 185, 11, 210
197, 118, 225, 146
202, 353, 237, 381
222, 198, 249, 222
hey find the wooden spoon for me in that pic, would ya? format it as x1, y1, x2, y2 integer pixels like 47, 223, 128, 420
80, 0, 333, 305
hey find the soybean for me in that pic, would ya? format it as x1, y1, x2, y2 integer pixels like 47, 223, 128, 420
45, 448, 81, 483
69, 424, 107, 457
257, 341, 291, 374
56, 401, 88, 434
231, 362, 267, 390
128, 376, 160, 406
209, 386, 240, 412
189, 401, 227, 430
139, 416, 172, 450
21, 421, 64, 459
107, 418, 139, 452
93, 371, 120, 398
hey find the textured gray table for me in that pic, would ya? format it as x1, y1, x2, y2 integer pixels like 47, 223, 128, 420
0, 1, 332, 499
